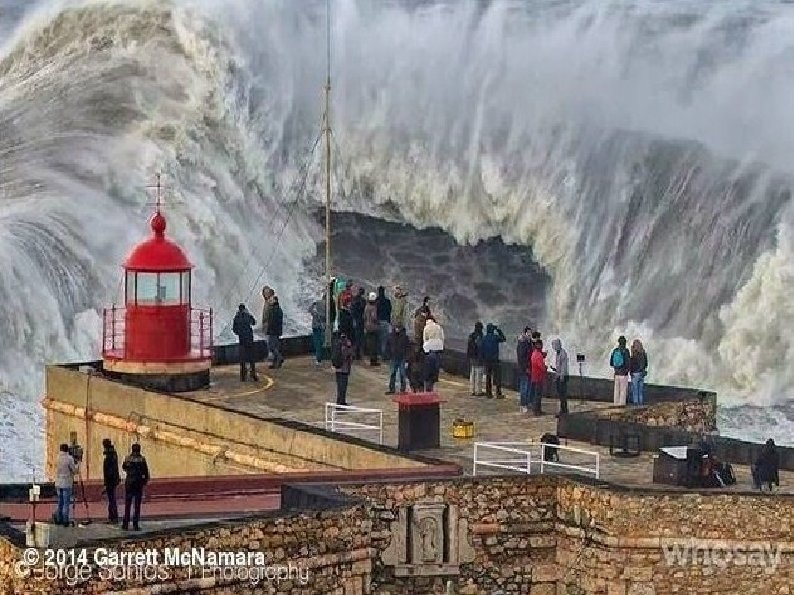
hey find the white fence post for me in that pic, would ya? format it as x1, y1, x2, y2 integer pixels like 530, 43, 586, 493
323, 402, 383, 445
472, 441, 600, 478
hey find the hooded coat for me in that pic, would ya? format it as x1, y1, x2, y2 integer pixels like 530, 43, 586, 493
467, 324, 484, 362
232, 309, 256, 344
480, 324, 506, 362
755, 442, 780, 485
375, 286, 392, 322
364, 300, 379, 332
391, 291, 407, 328
516, 335, 532, 371
103, 445, 121, 488
123, 451, 150, 491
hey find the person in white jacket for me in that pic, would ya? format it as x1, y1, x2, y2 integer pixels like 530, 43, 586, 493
422, 316, 445, 391
54, 443, 77, 527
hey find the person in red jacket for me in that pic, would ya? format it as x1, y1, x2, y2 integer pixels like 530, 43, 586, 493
529, 340, 547, 416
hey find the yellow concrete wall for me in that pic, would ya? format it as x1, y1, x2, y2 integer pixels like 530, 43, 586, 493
44, 365, 427, 481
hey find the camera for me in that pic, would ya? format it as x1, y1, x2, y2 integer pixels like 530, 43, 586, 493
69, 443, 84, 464
68, 432, 83, 464
576, 353, 585, 363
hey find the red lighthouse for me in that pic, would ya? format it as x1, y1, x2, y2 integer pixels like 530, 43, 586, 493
102, 180, 213, 392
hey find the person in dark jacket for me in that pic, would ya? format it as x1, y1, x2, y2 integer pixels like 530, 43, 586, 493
550, 338, 569, 416
267, 296, 284, 368
480, 324, 506, 399
101, 438, 121, 524
327, 279, 337, 331
337, 299, 355, 339
516, 327, 533, 411
609, 336, 631, 406
413, 296, 431, 344
467, 322, 484, 396
385, 324, 410, 394
350, 288, 366, 359
121, 443, 150, 531
629, 339, 648, 405
406, 345, 426, 393
376, 286, 392, 359
232, 304, 258, 381
752, 439, 780, 491
363, 292, 380, 366
332, 332, 355, 405
309, 296, 327, 366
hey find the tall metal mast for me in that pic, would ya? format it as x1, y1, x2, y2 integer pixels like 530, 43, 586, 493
324, 0, 333, 349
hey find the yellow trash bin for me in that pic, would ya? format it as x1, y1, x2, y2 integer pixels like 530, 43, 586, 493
452, 418, 474, 439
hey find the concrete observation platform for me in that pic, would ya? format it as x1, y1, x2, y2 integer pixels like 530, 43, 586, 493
16, 352, 792, 548
185, 356, 794, 492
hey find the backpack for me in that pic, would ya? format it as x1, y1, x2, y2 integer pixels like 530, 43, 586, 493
331, 340, 344, 369
612, 348, 625, 369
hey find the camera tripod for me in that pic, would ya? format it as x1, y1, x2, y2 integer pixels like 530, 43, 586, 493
69, 466, 92, 527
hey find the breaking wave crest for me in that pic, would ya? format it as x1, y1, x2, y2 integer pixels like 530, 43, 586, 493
2, 0, 794, 478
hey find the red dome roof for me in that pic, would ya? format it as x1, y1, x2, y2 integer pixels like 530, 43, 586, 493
123, 212, 192, 271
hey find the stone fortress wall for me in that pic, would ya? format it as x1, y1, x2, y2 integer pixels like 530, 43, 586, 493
2, 476, 791, 594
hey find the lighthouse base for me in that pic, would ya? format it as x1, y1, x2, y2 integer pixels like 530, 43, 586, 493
102, 357, 211, 392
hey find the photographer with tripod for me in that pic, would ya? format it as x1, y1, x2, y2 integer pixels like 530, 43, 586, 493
54, 443, 77, 527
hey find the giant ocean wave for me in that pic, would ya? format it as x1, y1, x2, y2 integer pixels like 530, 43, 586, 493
1, 0, 793, 479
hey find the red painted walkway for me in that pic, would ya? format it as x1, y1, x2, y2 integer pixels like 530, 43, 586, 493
0, 467, 461, 523
0, 491, 280, 523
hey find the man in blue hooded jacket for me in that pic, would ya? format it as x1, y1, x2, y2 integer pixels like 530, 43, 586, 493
480, 323, 506, 398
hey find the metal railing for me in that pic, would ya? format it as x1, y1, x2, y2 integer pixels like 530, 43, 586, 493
473, 442, 533, 476
102, 305, 213, 360
324, 403, 383, 445
539, 442, 600, 478
473, 441, 600, 478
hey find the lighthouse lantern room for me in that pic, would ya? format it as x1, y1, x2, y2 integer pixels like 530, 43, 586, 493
102, 179, 212, 392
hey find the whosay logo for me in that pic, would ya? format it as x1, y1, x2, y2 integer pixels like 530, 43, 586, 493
662, 539, 783, 570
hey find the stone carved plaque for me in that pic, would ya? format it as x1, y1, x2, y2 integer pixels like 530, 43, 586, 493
412, 504, 445, 564
381, 503, 475, 576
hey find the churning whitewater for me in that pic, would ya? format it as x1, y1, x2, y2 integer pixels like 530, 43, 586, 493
1, 0, 793, 480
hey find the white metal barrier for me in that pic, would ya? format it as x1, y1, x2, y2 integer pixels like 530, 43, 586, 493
473, 441, 600, 479
539, 442, 600, 478
324, 403, 383, 445
473, 442, 533, 476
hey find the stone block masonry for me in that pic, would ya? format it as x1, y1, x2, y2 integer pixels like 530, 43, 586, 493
340, 478, 560, 594
597, 397, 717, 434
340, 476, 792, 595
2, 475, 792, 593
0, 505, 372, 595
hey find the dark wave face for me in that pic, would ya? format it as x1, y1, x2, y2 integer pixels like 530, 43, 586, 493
305, 211, 550, 347
1, 0, 794, 479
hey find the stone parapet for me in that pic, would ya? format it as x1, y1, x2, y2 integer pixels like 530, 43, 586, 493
596, 397, 717, 433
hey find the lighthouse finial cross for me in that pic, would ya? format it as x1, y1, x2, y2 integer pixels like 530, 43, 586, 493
146, 172, 166, 213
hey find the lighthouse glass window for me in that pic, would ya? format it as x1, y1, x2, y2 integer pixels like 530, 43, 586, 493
132, 272, 181, 305
156, 273, 181, 305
